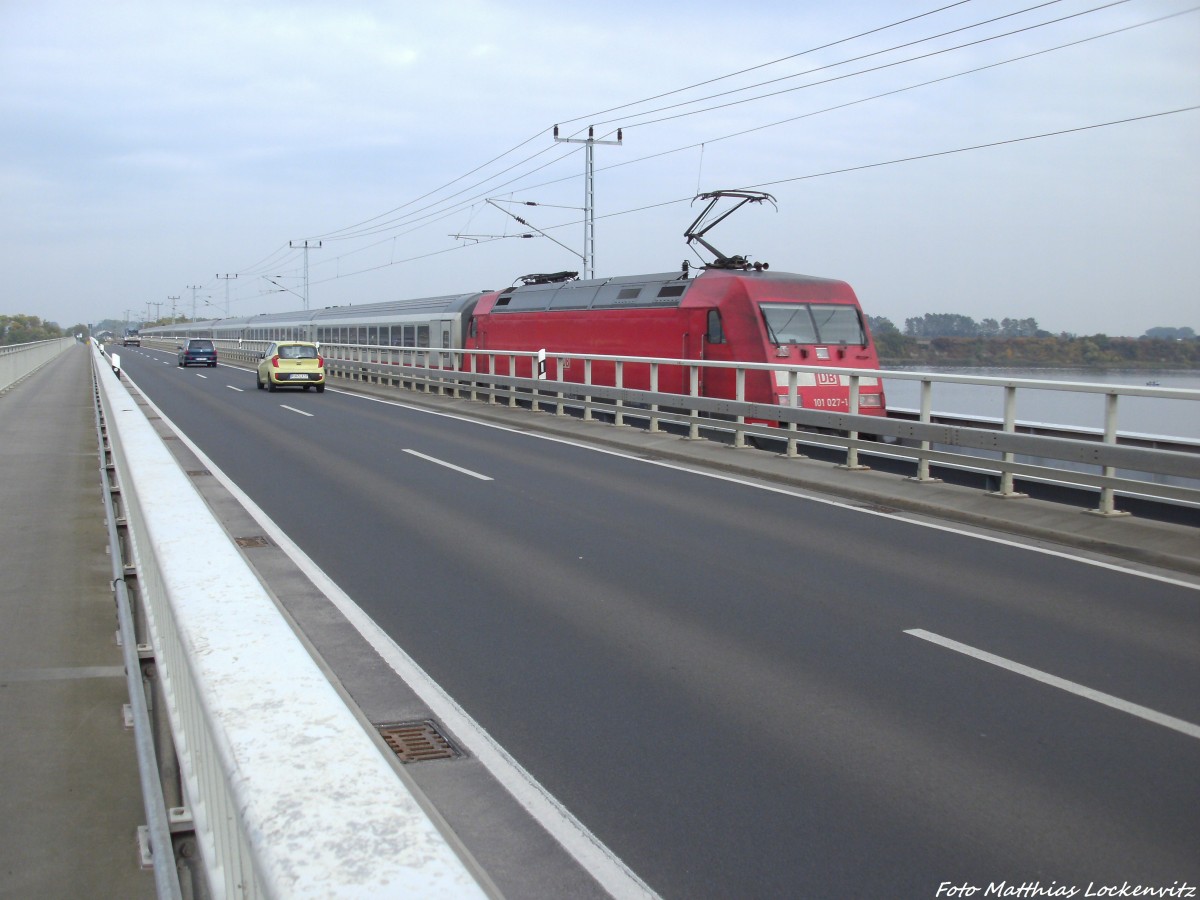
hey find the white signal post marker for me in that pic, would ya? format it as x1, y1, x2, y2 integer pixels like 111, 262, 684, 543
906, 629, 1200, 740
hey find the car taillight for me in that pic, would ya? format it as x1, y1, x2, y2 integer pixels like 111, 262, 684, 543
859, 394, 882, 408
317, 356, 324, 368
271, 356, 280, 368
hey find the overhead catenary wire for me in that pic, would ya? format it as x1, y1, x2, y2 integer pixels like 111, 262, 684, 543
297, 106, 1200, 288
299, 2, 1188, 282
515, 6, 1200, 194
308, 129, 554, 242
306, 0, 1143, 250
199, 1, 1192, 303
280, 1, 999, 248
593, 106, 1200, 225
555, 0, 980, 127
609, 0, 1134, 133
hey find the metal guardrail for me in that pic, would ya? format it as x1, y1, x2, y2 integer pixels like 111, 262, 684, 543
91, 342, 489, 899
0, 337, 76, 391
142, 336, 1200, 515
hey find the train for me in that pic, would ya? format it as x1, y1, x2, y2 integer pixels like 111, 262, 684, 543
141, 265, 886, 416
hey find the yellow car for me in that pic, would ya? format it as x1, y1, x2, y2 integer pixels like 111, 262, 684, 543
257, 341, 326, 392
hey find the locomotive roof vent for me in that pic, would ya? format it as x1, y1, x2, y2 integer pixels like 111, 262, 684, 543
685, 189, 775, 271
516, 271, 579, 286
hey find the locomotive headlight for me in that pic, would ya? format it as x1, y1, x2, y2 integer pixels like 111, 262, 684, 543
859, 394, 882, 408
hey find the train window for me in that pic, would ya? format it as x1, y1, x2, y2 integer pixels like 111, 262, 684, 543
760, 303, 866, 346
810, 305, 866, 345
468, 317, 477, 339
806, 304, 864, 343
369, 326, 379, 345
417, 325, 430, 348
760, 304, 817, 344
403, 325, 415, 347
706, 309, 726, 344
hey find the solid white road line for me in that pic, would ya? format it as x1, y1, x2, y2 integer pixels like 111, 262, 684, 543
906, 628, 1200, 740
280, 405, 314, 417
403, 448, 494, 481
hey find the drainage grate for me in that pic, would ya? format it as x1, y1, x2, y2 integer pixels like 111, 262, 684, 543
233, 536, 269, 548
378, 720, 460, 763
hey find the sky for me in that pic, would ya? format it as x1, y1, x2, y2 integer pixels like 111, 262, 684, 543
2, 0, 1197, 337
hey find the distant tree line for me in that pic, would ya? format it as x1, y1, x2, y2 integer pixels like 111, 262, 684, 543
1142, 326, 1195, 341
889, 313, 1048, 339
0, 314, 90, 346
864, 314, 1199, 368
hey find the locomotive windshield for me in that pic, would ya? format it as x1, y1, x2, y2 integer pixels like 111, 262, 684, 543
760, 303, 865, 346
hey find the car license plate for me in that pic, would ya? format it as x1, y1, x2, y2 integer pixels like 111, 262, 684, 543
288, 373, 307, 380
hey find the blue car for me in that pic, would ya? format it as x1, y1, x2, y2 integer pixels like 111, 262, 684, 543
178, 339, 217, 368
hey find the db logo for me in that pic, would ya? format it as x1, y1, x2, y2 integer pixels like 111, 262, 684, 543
816, 373, 841, 386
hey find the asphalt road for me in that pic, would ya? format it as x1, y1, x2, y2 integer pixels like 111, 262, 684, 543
116, 348, 1200, 899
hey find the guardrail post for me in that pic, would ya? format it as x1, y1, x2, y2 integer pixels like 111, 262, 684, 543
990, 385, 1028, 498
908, 378, 941, 483
507, 355, 518, 407
583, 359, 594, 421
614, 361, 627, 427
733, 368, 747, 449
784, 370, 805, 458
687, 366, 701, 440
555, 357, 567, 416
840, 374, 869, 470
649, 363, 660, 433
1092, 391, 1131, 517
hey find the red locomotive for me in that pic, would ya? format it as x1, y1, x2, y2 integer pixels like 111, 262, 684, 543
467, 266, 885, 415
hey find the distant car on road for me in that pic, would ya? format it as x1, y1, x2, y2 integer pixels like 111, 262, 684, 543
256, 341, 325, 392
178, 338, 217, 368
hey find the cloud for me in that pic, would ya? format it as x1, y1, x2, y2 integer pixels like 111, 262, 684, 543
1, 0, 1197, 336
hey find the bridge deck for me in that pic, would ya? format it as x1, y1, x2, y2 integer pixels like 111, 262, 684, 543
2, 346, 1195, 898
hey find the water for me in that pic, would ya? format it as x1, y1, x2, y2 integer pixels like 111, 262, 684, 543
882, 367, 1200, 442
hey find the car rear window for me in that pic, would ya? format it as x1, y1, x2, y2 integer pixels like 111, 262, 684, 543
190, 340, 215, 350
279, 345, 318, 359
